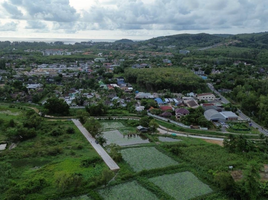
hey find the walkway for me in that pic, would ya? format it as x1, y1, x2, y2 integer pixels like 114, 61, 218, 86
72, 119, 120, 171
157, 126, 224, 141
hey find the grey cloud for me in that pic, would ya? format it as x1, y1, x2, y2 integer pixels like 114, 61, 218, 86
25, 21, 48, 29
1, 0, 268, 34
2, 1, 23, 18
78, 0, 268, 32
0, 22, 18, 31
3, 0, 80, 22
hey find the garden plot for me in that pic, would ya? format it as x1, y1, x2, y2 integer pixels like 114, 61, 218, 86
121, 147, 178, 172
101, 122, 125, 131
98, 181, 158, 200
149, 171, 213, 200
103, 130, 149, 146
158, 136, 181, 142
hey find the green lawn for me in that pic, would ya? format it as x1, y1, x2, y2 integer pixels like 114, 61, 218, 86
149, 172, 213, 200
121, 147, 178, 172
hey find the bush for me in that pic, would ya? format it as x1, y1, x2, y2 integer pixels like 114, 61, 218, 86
66, 127, 75, 134
80, 157, 102, 168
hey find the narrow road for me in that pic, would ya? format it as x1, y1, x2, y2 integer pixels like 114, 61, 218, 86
207, 83, 230, 104
207, 83, 268, 135
157, 126, 224, 141
72, 119, 120, 171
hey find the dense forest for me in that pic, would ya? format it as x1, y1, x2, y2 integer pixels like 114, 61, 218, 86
124, 67, 207, 93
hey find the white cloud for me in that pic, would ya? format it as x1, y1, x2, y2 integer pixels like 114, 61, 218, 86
0, 0, 267, 39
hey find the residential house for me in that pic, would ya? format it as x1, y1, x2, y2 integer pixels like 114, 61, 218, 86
197, 93, 216, 101
135, 92, 154, 99
159, 106, 173, 112
160, 111, 172, 118
175, 108, 190, 119
154, 98, 164, 105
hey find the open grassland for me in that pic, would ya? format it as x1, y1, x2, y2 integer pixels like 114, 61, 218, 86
103, 130, 149, 146
149, 172, 213, 200
121, 147, 178, 172
98, 181, 158, 200
158, 136, 181, 143
0, 120, 107, 200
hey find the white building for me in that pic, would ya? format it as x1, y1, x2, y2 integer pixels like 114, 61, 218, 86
197, 93, 216, 101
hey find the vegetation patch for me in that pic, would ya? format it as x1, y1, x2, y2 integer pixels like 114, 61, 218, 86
103, 130, 149, 146
62, 195, 92, 200
158, 136, 181, 143
101, 122, 125, 131
98, 181, 158, 200
121, 147, 178, 172
149, 171, 213, 200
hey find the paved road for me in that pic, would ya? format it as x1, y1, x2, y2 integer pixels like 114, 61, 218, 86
72, 119, 120, 171
237, 110, 268, 135
207, 83, 230, 104
207, 83, 268, 135
157, 126, 224, 141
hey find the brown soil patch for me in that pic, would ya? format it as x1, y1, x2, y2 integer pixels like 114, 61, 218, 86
202, 139, 223, 146
231, 170, 243, 181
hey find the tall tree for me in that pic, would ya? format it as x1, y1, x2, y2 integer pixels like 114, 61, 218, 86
84, 117, 102, 137
44, 97, 70, 115
242, 161, 261, 200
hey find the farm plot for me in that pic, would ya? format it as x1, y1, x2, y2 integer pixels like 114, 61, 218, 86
121, 147, 178, 172
101, 122, 125, 131
149, 171, 213, 200
158, 136, 181, 142
98, 181, 158, 200
103, 130, 149, 146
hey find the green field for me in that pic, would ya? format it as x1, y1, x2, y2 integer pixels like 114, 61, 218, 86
0, 119, 107, 200
149, 172, 213, 200
98, 181, 158, 200
158, 136, 181, 143
121, 147, 178, 172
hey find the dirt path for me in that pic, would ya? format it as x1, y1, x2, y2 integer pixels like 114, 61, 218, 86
202, 139, 223, 146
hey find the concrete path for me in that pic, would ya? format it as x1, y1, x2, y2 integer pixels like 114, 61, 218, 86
157, 126, 224, 141
72, 119, 120, 171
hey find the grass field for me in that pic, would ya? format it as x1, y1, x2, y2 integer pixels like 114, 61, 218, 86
121, 147, 178, 172
103, 130, 149, 146
98, 181, 158, 200
0, 119, 107, 200
158, 136, 181, 143
149, 172, 213, 200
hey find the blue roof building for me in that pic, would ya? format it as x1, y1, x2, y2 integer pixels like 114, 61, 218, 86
155, 98, 164, 105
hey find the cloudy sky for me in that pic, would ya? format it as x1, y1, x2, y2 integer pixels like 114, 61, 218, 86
0, 0, 267, 40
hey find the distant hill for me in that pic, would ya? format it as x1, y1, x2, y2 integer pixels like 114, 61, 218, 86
142, 33, 224, 49
114, 39, 134, 43
232, 32, 268, 48
213, 34, 233, 38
